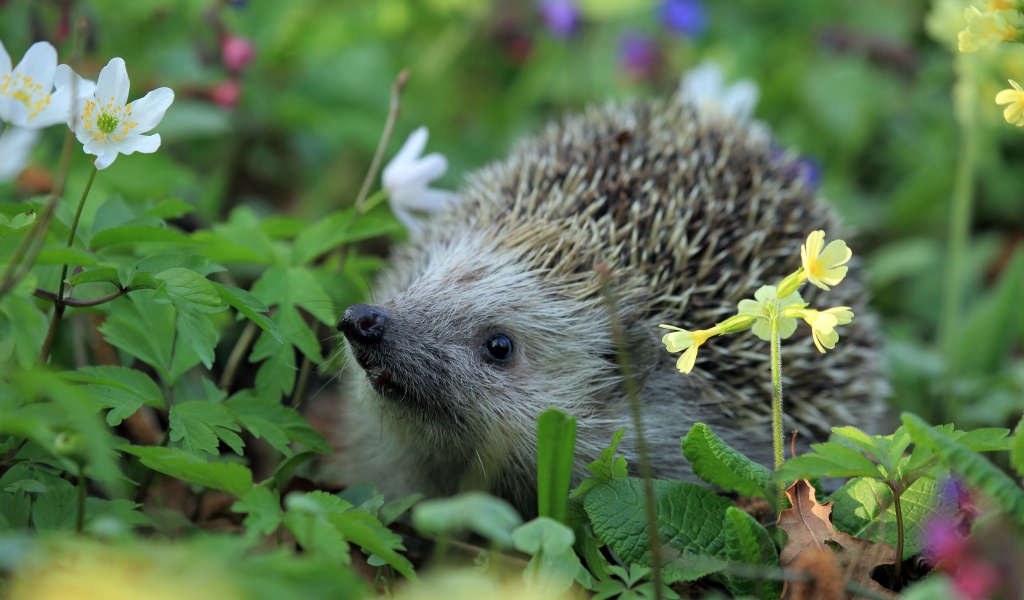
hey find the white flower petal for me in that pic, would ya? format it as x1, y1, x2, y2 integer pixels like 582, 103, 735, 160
0, 39, 12, 77
114, 133, 160, 155
680, 62, 724, 104
388, 202, 422, 236
387, 126, 429, 173
92, 146, 119, 170
395, 188, 458, 213
14, 42, 58, 88
94, 58, 130, 108
31, 86, 73, 128
0, 126, 40, 182
129, 87, 173, 133
721, 80, 759, 120
386, 153, 448, 192
54, 64, 97, 99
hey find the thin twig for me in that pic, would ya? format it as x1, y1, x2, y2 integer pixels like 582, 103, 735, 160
218, 320, 260, 391
34, 286, 138, 308
597, 264, 663, 600
354, 68, 409, 211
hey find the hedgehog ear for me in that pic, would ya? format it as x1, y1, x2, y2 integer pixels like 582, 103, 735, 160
614, 319, 661, 388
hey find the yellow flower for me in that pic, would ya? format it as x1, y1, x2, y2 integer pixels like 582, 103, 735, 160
958, 6, 1022, 52
800, 230, 852, 291
659, 324, 722, 374
996, 79, 1024, 125
985, 0, 1018, 10
784, 306, 853, 353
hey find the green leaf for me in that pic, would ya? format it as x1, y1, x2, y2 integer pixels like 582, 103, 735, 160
225, 392, 332, 455
0, 293, 48, 368
1012, 417, 1024, 479
90, 225, 192, 249
291, 208, 400, 265
154, 268, 224, 313
282, 491, 354, 564
169, 401, 245, 456
952, 427, 1013, 452
681, 423, 774, 502
831, 426, 885, 463
586, 428, 628, 481
583, 478, 733, 583
774, 442, 882, 482
537, 408, 577, 524
233, 486, 283, 536
174, 308, 220, 369
99, 293, 175, 382
252, 329, 297, 399
951, 250, 1024, 375
132, 253, 225, 277
513, 517, 591, 594
830, 476, 955, 559
66, 267, 121, 287
212, 282, 283, 343
722, 506, 781, 600
412, 492, 523, 549
140, 198, 195, 220
0, 210, 36, 234
121, 445, 253, 498
902, 413, 1024, 525
33, 246, 100, 267
62, 366, 165, 426
329, 509, 418, 581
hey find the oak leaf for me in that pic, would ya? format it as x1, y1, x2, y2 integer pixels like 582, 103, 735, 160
777, 479, 898, 599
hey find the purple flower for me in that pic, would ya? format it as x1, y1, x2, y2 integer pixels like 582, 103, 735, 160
771, 147, 823, 190
619, 34, 660, 80
659, 0, 707, 37
538, 0, 580, 39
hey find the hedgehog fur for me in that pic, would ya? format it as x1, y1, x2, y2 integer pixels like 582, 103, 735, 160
335, 93, 888, 516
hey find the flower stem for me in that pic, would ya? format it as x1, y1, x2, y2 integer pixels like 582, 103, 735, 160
38, 165, 98, 365
771, 310, 784, 472
889, 481, 904, 587
938, 54, 978, 420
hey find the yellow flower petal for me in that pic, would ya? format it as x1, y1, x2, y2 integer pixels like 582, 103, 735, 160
800, 231, 852, 291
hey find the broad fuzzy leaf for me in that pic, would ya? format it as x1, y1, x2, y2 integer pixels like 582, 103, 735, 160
682, 423, 774, 502
775, 442, 882, 482
722, 506, 781, 600
412, 492, 522, 549
513, 517, 590, 594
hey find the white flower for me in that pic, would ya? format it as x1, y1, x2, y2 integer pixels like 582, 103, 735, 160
0, 126, 40, 182
0, 39, 93, 129
680, 61, 760, 120
71, 57, 173, 170
382, 126, 458, 235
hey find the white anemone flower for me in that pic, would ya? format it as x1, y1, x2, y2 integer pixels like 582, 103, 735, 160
382, 126, 457, 235
70, 57, 174, 170
680, 61, 760, 121
0, 39, 93, 129
0, 126, 40, 182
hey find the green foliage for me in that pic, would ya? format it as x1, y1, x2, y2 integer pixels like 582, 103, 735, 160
411, 492, 523, 549
536, 408, 577, 523
681, 423, 775, 504
512, 517, 592, 594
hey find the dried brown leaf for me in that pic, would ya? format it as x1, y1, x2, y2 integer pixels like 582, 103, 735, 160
778, 479, 899, 599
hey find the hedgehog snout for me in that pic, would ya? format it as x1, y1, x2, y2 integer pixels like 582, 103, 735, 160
338, 303, 390, 345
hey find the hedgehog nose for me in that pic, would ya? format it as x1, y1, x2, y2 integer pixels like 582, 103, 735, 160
338, 303, 390, 344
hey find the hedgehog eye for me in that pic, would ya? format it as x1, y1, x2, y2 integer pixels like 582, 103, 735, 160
483, 334, 514, 363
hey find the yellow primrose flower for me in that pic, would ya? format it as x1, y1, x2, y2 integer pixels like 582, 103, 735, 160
800, 230, 852, 291
958, 6, 1022, 53
737, 285, 805, 341
783, 306, 853, 353
985, 0, 1019, 10
996, 79, 1024, 125
659, 324, 722, 374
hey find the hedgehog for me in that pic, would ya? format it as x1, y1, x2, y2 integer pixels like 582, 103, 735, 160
334, 93, 888, 516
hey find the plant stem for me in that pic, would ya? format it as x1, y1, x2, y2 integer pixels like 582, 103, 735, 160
354, 69, 408, 211
218, 320, 259, 391
39, 165, 98, 365
889, 481, 904, 587
771, 310, 784, 471
599, 266, 662, 600
938, 54, 978, 419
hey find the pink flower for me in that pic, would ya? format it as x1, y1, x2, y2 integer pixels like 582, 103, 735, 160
210, 80, 241, 108
221, 35, 254, 73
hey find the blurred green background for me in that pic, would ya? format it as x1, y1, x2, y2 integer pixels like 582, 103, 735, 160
2, 0, 1023, 431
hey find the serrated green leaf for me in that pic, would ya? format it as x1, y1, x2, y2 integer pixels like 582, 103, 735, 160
155, 268, 224, 312
99, 293, 174, 382
133, 253, 225, 277
169, 401, 245, 456
583, 478, 733, 583
291, 209, 401, 266
0, 293, 48, 368
62, 366, 165, 426
175, 308, 220, 369
722, 506, 781, 599
283, 491, 354, 564
225, 392, 331, 455
682, 423, 774, 502
233, 486, 283, 536
90, 225, 192, 249
33, 246, 100, 267
412, 492, 523, 548
832, 426, 885, 462
329, 509, 418, 581
830, 476, 955, 559
775, 442, 882, 481
212, 282, 283, 343
66, 267, 121, 287
537, 409, 577, 524
586, 427, 628, 481
952, 427, 1012, 452
252, 329, 297, 398
902, 413, 1024, 525
121, 445, 253, 498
